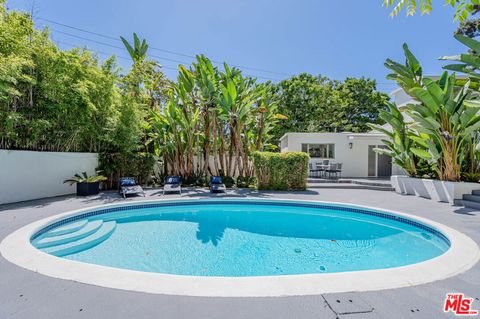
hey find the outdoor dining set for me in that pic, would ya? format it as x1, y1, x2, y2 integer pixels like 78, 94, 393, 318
308, 160, 343, 179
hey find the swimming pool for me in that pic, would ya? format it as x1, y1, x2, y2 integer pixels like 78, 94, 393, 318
2, 198, 478, 296
30, 199, 449, 276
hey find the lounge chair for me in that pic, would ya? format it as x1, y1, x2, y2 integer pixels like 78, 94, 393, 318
210, 176, 226, 193
163, 176, 182, 195
119, 177, 145, 198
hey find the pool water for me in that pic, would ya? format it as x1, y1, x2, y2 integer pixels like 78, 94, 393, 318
35, 201, 450, 277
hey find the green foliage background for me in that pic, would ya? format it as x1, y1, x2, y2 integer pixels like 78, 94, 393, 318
271, 74, 389, 142
0, 2, 163, 186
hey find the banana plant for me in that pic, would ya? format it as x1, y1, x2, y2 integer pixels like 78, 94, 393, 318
385, 43, 423, 92
440, 34, 480, 91
441, 34, 480, 78
147, 55, 279, 180
440, 34, 480, 174
193, 55, 220, 175
251, 83, 279, 151
368, 102, 417, 176
386, 44, 480, 181
408, 73, 480, 181
120, 33, 149, 63
218, 72, 255, 176
175, 65, 200, 176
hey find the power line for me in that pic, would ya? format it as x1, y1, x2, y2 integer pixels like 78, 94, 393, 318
56, 40, 180, 71
51, 29, 190, 65
52, 36, 282, 81
36, 16, 290, 76
36, 17, 397, 86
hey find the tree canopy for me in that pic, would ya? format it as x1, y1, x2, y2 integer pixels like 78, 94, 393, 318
271, 74, 389, 142
383, 0, 478, 22
0, 1, 168, 184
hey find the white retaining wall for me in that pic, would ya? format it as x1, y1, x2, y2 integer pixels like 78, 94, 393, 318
391, 175, 480, 204
0, 150, 98, 205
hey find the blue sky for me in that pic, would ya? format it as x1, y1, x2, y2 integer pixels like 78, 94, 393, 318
7, 0, 464, 93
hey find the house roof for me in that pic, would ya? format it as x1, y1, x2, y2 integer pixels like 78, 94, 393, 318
280, 131, 387, 141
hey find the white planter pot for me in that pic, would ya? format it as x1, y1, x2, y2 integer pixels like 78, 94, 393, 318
390, 175, 480, 204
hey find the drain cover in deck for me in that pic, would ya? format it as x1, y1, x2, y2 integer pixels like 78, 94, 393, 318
323, 293, 374, 315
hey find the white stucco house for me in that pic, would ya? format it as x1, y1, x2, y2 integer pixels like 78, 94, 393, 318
279, 132, 402, 178
279, 88, 411, 178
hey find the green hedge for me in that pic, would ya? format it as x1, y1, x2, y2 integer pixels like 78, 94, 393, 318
252, 151, 310, 190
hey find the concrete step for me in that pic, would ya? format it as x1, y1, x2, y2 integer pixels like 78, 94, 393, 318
462, 200, 480, 211
351, 180, 393, 187
471, 189, 480, 196
307, 179, 344, 184
462, 194, 480, 203
34, 220, 103, 249
42, 220, 88, 237
43, 221, 116, 257
307, 178, 393, 191
308, 178, 392, 187
307, 183, 394, 192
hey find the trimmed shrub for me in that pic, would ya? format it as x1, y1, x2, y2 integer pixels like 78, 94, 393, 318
236, 176, 256, 188
252, 151, 309, 190
222, 176, 235, 188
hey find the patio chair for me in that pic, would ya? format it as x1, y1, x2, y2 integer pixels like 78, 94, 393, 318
335, 163, 343, 179
210, 176, 226, 193
119, 177, 145, 198
309, 163, 320, 178
163, 176, 182, 195
320, 160, 330, 178
325, 163, 338, 179
315, 162, 327, 178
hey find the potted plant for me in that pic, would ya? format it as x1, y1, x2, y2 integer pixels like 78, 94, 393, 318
64, 171, 108, 196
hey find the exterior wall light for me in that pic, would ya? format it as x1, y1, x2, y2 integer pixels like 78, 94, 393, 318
349, 142, 353, 149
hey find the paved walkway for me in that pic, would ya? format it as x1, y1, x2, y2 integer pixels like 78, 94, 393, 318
0, 188, 479, 319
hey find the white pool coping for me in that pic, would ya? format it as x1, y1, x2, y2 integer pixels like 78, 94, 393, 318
1, 198, 479, 297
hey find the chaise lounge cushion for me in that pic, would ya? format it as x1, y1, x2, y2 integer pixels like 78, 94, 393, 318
166, 176, 180, 184
120, 178, 136, 186
119, 177, 145, 198
210, 176, 223, 184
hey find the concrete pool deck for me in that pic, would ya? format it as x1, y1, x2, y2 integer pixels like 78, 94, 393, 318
1, 188, 479, 318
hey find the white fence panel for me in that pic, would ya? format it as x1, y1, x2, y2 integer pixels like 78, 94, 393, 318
0, 150, 98, 204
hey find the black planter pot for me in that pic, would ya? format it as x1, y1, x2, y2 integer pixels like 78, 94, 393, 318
76, 182, 100, 196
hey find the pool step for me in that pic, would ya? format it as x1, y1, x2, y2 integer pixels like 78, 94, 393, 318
43, 221, 116, 257
35, 220, 103, 248
42, 220, 88, 237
